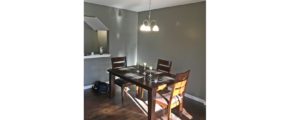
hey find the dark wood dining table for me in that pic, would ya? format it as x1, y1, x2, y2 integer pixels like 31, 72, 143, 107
107, 65, 176, 120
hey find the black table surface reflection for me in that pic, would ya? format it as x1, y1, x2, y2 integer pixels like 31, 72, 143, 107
108, 65, 175, 90
107, 65, 176, 120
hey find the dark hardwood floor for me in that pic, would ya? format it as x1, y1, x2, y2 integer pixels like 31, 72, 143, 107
84, 87, 205, 120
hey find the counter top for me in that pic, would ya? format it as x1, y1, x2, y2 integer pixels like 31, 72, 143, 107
84, 54, 111, 59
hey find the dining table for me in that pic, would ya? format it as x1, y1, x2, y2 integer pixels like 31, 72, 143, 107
107, 65, 176, 120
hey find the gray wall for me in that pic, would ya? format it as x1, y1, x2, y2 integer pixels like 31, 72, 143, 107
84, 58, 110, 85
84, 3, 138, 85
137, 2, 206, 99
84, 2, 206, 99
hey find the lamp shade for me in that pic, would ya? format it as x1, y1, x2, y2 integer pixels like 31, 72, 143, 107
139, 0, 159, 32
140, 24, 146, 31
145, 25, 151, 32
152, 25, 159, 32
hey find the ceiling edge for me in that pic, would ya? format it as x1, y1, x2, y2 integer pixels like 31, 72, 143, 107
84, 0, 205, 12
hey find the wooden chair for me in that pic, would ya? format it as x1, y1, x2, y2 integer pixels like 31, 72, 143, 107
137, 59, 173, 98
156, 59, 172, 94
111, 56, 132, 104
155, 70, 190, 119
137, 59, 172, 98
157, 59, 172, 73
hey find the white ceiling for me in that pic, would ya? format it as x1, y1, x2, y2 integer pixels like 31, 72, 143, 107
84, 0, 205, 12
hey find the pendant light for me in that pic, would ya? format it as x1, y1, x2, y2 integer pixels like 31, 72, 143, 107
140, 0, 159, 32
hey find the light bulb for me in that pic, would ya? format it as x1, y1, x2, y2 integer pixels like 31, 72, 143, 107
152, 25, 159, 32
145, 25, 151, 32
140, 24, 146, 31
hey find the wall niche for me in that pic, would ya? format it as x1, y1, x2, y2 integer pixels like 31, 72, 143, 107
84, 16, 109, 56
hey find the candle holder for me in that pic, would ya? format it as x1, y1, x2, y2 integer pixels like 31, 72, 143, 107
136, 64, 140, 73
154, 75, 161, 83
143, 71, 146, 75
148, 66, 153, 77
143, 62, 147, 69
143, 62, 147, 75
154, 76, 158, 83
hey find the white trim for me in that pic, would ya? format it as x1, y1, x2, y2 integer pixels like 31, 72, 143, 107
168, 87, 206, 105
84, 16, 109, 31
84, 84, 93, 90
84, 84, 206, 105
84, 54, 111, 59
184, 93, 206, 105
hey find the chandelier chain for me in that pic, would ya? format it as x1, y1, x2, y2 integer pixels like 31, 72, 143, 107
148, 0, 152, 21
140, 0, 159, 32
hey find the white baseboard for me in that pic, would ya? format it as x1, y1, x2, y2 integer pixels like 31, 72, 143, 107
84, 84, 93, 90
84, 84, 206, 105
184, 93, 206, 105
168, 87, 206, 105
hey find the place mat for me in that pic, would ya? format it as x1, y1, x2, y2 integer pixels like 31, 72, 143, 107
124, 73, 144, 79
160, 76, 175, 81
118, 67, 135, 71
146, 70, 163, 74
150, 76, 175, 83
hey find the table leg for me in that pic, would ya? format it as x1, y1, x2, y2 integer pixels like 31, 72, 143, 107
148, 88, 157, 120
136, 86, 139, 97
109, 73, 115, 98
141, 88, 144, 98
136, 86, 144, 99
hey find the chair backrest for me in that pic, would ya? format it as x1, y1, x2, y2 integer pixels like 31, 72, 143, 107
156, 59, 172, 73
171, 70, 190, 98
111, 56, 127, 69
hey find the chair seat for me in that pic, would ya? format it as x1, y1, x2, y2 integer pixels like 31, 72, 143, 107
114, 78, 130, 87
156, 92, 183, 107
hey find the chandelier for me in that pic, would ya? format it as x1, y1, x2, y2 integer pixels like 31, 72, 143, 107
140, 0, 159, 32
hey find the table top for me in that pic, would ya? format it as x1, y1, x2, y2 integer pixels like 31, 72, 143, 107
107, 65, 176, 90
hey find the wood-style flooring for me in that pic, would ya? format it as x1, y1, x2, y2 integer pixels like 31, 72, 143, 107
84, 87, 205, 120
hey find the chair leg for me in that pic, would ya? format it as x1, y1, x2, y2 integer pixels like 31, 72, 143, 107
136, 86, 139, 95
141, 88, 144, 98
178, 102, 184, 117
121, 86, 124, 105
167, 108, 172, 120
